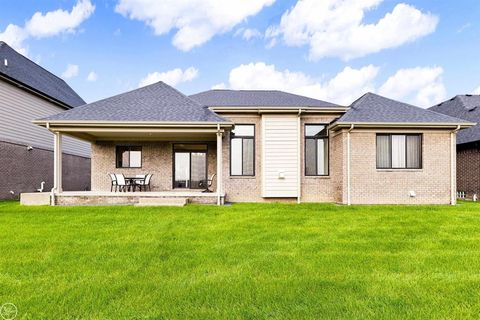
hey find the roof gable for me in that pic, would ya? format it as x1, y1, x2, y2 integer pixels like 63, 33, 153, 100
429, 95, 480, 144
40, 81, 227, 123
190, 89, 340, 108
338, 93, 470, 125
0, 41, 85, 108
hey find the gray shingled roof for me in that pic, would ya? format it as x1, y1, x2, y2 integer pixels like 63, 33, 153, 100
338, 93, 471, 125
190, 89, 340, 108
429, 95, 480, 144
40, 81, 227, 122
0, 41, 85, 108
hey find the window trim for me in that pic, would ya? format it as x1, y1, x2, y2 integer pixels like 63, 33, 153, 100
304, 124, 329, 177
230, 124, 256, 177
376, 133, 423, 170
171, 143, 208, 189
115, 145, 142, 168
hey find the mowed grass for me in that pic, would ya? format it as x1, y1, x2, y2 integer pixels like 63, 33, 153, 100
1, 201, 480, 319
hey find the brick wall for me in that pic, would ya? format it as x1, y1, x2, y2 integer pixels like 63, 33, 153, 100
346, 129, 452, 204
88, 126, 454, 205
300, 115, 342, 202
0, 141, 90, 199
221, 115, 263, 202
456, 144, 480, 195
91, 141, 217, 192
220, 114, 342, 203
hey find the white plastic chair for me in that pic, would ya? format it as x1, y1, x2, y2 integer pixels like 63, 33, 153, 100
115, 173, 129, 192
108, 173, 118, 192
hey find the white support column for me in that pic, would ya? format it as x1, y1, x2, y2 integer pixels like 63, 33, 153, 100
451, 129, 458, 205
216, 127, 223, 205
53, 132, 63, 193
297, 110, 302, 204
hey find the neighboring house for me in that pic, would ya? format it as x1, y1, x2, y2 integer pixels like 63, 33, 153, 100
0, 41, 91, 199
429, 95, 480, 196
33, 82, 473, 205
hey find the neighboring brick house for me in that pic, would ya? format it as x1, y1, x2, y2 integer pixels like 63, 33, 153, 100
33, 81, 473, 205
430, 95, 480, 196
0, 42, 91, 199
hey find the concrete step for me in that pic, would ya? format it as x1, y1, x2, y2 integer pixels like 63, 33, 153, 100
135, 197, 188, 207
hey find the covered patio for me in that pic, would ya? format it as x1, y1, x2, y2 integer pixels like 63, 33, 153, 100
30, 82, 236, 206
38, 121, 231, 205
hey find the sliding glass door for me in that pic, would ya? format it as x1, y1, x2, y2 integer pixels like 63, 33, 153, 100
173, 144, 207, 189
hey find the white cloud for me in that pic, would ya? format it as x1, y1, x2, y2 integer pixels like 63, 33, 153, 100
115, 0, 275, 51
379, 66, 446, 107
0, 0, 94, 55
62, 64, 79, 79
139, 67, 199, 87
218, 62, 378, 105
87, 71, 98, 82
0, 24, 28, 55
216, 62, 445, 107
266, 0, 438, 60
25, 0, 95, 38
236, 28, 262, 41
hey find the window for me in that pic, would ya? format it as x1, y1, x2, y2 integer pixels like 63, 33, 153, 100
305, 124, 329, 176
230, 124, 255, 176
376, 134, 422, 169
116, 146, 142, 168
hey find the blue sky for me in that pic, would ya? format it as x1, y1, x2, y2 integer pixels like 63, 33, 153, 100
0, 0, 479, 107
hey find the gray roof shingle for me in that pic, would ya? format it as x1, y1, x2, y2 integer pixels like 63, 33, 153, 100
429, 95, 480, 144
40, 81, 227, 123
190, 89, 340, 108
0, 41, 85, 108
338, 92, 471, 125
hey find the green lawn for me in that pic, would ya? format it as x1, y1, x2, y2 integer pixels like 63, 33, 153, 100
1, 201, 480, 319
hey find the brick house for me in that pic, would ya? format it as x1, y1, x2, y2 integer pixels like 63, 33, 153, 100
430, 95, 480, 197
0, 41, 91, 199
32, 81, 473, 205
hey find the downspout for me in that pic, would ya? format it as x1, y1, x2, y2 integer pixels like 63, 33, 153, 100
347, 124, 355, 205
46, 122, 56, 206
297, 109, 302, 204
451, 125, 461, 205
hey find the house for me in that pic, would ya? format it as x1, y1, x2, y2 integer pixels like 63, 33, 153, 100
31, 81, 473, 205
429, 95, 480, 196
0, 41, 91, 199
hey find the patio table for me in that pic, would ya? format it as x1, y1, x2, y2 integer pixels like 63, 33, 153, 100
125, 176, 146, 192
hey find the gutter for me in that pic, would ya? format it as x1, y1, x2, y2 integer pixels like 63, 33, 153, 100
0, 74, 74, 110
330, 121, 476, 131
209, 106, 349, 114
33, 120, 235, 128
297, 109, 302, 204
346, 124, 355, 206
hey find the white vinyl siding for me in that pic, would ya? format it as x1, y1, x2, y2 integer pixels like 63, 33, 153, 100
262, 115, 299, 197
0, 79, 90, 158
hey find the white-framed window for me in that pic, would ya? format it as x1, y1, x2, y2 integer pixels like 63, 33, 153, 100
230, 124, 255, 176
305, 124, 329, 176
376, 134, 422, 169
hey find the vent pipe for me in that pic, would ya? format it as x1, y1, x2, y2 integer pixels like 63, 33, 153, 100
3, 58, 7, 67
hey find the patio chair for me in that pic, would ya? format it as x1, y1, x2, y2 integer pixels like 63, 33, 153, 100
136, 173, 153, 191
108, 173, 118, 192
200, 173, 216, 193
114, 173, 129, 192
